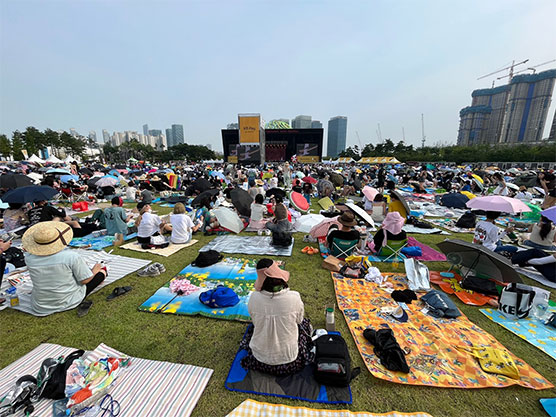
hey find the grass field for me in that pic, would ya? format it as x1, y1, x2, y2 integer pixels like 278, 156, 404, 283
1, 201, 555, 417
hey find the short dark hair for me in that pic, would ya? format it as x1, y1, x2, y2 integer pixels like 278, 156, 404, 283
111, 196, 122, 205
137, 201, 147, 211
486, 211, 501, 220
255, 194, 264, 204
373, 194, 384, 202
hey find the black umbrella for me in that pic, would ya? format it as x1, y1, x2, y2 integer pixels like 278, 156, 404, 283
513, 174, 537, 188
0, 174, 33, 189
440, 192, 469, 209
191, 189, 219, 207
1, 185, 58, 203
78, 167, 94, 176
230, 188, 253, 217
185, 178, 212, 196
437, 239, 521, 283
266, 188, 286, 199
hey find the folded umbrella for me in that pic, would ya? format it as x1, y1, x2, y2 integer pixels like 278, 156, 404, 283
213, 207, 244, 234
1, 185, 58, 203
466, 196, 531, 214
437, 239, 521, 283
230, 188, 253, 217
0, 174, 33, 189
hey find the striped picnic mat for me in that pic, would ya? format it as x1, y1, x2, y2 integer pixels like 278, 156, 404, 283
225, 399, 433, 417
0, 343, 213, 417
3, 249, 151, 316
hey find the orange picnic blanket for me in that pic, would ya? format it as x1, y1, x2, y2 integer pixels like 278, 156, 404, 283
333, 272, 553, 389
429, 271, 498, 306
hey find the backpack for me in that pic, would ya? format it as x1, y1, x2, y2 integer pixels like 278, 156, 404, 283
192, 250, 223, 268
455, 212, 476, 229
40, 350, 84, 400
314, 334, 360, 387
4, 247, 26, 268
199, 285, 239, 308
460, 276, 498, 296
272, 231, 292, 247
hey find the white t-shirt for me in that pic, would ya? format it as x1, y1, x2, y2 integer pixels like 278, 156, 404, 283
363, 196, 373, 211
125, 186, 137, 201
137, 211, 162, 238
170, 213, 194, 244
493, 184, 509, 196
473, 220, 503, 251
250, 203, 267, 221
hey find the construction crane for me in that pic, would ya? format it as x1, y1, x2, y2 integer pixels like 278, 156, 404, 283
477, 59, 529, 87
377, 123, 383, 143
496, 59, 556, 81
421, 114, 426, 148
355, 131, 363, 149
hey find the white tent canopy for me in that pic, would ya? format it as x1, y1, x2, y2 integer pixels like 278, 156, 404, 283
46, 155, 63, 164
27, 154, 45, 164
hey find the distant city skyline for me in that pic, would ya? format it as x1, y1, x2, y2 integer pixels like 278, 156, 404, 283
1, 1, 555, 151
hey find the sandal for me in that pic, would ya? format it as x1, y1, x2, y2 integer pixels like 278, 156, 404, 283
106, 286, 132, 301
302, 246, 310, 254
77, 300, 93, 317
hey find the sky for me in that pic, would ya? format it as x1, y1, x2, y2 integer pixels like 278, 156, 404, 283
1, 0, 555, 152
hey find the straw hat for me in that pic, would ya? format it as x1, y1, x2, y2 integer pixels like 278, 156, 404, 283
255, 179, 264, 186
22, 221, 73, 256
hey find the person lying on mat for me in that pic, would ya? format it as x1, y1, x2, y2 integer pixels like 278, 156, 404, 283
22, 221, 107, 315
135, 203, 171, 248
473, 211, 517, 256
511, 249, 556, 282
326, 211, 360, 248
372, 211, 406, 253
240, 258, 314, 376
170, 203, 199, 244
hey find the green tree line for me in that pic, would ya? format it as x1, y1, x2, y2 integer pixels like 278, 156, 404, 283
0, 127, 87, 160
102, 141, 215, 163
339, 139, 556, 164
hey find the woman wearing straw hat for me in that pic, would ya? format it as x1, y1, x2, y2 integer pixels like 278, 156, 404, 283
22, 222, 107, 315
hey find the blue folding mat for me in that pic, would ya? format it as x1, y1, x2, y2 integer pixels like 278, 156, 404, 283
225, 327, 353, 404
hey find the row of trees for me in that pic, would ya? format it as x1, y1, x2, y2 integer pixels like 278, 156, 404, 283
102, 141, 216, 163
0, 127, 89, 160
339, 139, 556, 164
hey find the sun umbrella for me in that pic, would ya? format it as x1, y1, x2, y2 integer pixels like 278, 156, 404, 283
471, 174, 483, 184
210, 171, 226, 181
513, 174, 537, 188
440, 192, 469, 209
1, 185, 58, 203
309, 216, 341, 238
290, 191, 309, 213
466, 196, 531, 214
316, 179, 335, 197
460, 191, 476, 200
213, 207, 244, 234
26, 172, 43, 184
0, 174, 33, 189
302, 176, 317, 184
329, 172, 344, 187
266, 188, 286, 199
295, 171, 304, 179
230, 188, 253, 217
437, 239, 521, 283
60, 174, 80, 183
390, 190, 411, 217
362, 186, 379, 202
505, 183, 519, 191
191, 189, 219, 207
541, 206, 556, 223
95, 176, 119, 187
46, 168, 71, 175
78, 167, 93, 176
346, 202, 375, 228
185, 178, 212, 195
294, 214, 326, 233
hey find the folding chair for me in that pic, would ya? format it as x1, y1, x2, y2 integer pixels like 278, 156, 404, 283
378, 238, 408, 262
330, 238, 359, 260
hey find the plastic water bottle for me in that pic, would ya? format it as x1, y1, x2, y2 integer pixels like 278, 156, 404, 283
531, 302, 548, 320
6, 286, 19, 307
325, 307, 335, 332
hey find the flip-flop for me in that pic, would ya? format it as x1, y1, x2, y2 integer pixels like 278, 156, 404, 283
77, 300, 93, 317
106, 286, 132, 301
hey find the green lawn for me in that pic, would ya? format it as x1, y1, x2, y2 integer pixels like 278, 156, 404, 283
1, 201, 555, 417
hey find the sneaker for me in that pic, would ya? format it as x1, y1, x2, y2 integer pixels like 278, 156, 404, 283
153, 262, 166, 273
265, 230, 271, 236
257, 230, 263, 236
137, 264, 161, 277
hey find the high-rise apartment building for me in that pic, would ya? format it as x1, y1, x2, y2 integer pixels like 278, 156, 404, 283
327, 116, 348, 157
549, 109, 556, 142
102, 129, 110, 143
458, 69, 556, 145
311, 120, 323, 128
88, 131, 97, 142
143, 124, 149, 136
292, 115, 312, 129
227, 123, 239, 129
171, 124, 184, 146
148, 129, 162, 137
165, 128, 173, 148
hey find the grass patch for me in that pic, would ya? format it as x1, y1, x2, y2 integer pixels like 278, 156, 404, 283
1, 201, 555, 416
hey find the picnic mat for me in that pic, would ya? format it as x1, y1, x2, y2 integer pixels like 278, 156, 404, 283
426, 218, 475, 234
121, 239, 198, 257
429, 271, 498, 306
138, 257, 258, 321
0, 343, 213, 417
517, 267, 556, 289
332, 272, 553, 389
200, 235, 294, 257
541, 398, 556, 417
225, 399, 433, 417
225, 331, 352, 404
402, 224, 450, 235
2, 249, 151, 316
480, 304, 556, 361
69, 232, 137, 250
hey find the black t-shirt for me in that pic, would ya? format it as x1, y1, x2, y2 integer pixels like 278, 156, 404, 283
28, 205, 66, 226
327, 229, 361, 247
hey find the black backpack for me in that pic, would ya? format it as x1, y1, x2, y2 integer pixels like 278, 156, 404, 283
461, 276, 498, 296
40, 350, 84, 400
455, 211, 476, 229
314, 334, 360, 387
192, 250, 222, 268
4, 247, 26, 268
271, 231, 292, 248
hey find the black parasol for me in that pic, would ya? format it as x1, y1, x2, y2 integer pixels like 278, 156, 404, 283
230, 188, 253, 217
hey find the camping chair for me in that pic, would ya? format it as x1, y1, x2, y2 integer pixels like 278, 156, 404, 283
378, 238, 408, 262
330, 238, 359, 260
